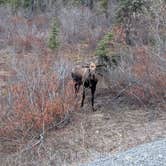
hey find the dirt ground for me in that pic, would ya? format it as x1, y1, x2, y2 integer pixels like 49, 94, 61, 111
42, 88, 166, 165
0, 54, 166, 166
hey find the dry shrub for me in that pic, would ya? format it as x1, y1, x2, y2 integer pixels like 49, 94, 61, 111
13, 35, 46, 53
112, 25, 126, 44
0, 54, 75, 148
5, 15, 48, 53
130, 47, 165, 102
108, 45, 166, 106
104, 25, 165, 106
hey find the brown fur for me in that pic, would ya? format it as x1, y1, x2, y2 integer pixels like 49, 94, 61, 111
71, 63, 98, 111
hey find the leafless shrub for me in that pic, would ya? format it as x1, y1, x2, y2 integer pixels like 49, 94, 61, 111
0, 53, 75, 154
58, 6, 108, 44
105, 44, 166, 108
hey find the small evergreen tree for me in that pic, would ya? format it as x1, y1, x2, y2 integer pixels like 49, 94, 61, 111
99, 0, 108, 17
1, 0, 32, 11
10, 0, 21, 11
48, 19, 59, 50
0, 0, 6, 5
116, 0, 147, 45
96, 31, 113, 57
117, 0, 145, 22
23, 0, 32, 8
96, 32, 119, 67
72, 0, 94, 9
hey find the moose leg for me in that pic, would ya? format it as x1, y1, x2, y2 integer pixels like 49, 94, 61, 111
81, 88, 86, 107
75, 83, 80, 97
91, 86, 96, 111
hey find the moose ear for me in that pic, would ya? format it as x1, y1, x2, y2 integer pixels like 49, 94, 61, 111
82, 65, 89, 68
89, 62, 96, 70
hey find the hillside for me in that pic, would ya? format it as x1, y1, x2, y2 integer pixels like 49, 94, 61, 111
0, 0, 166, 165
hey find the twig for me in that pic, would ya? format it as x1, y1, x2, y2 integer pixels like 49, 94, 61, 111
128, 91, 147, 109
18, 133, 44, 154
47, 113, 70, 131
111, 84, 132, 101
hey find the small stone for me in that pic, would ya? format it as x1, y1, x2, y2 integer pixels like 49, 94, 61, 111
96, 130, 99, 134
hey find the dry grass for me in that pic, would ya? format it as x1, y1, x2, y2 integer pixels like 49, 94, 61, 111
1, 87, 166, 165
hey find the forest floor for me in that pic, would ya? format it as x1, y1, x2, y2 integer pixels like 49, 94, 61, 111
45, 87, 166, 165
0, 53, 166, 166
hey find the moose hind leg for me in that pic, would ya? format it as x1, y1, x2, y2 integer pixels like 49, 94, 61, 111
74, 83, 80, 97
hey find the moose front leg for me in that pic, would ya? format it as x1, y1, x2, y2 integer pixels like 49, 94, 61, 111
81, 88, 86, 107
91, 86, 96, 111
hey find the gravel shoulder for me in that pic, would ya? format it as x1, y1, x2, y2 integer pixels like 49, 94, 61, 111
82, 138, 166, 166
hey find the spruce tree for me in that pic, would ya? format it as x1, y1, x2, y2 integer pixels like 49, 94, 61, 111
48, 19, 59, 50
116, 0, 147, 45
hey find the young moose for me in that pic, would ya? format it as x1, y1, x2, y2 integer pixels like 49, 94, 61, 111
71, 62, 98, 111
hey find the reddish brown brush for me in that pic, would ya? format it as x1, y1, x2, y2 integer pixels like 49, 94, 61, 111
6, 15, 48, 54
125, 47, 166, 105
0, 55, 75, 145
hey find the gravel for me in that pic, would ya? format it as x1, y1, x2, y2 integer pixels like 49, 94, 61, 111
81, 138, 166, 166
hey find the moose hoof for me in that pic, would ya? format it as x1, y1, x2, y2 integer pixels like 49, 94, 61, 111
80, 107, 84, 112
92, 108, 97, 112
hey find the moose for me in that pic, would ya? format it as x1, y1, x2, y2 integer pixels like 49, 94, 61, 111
71, 62, 101, 111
